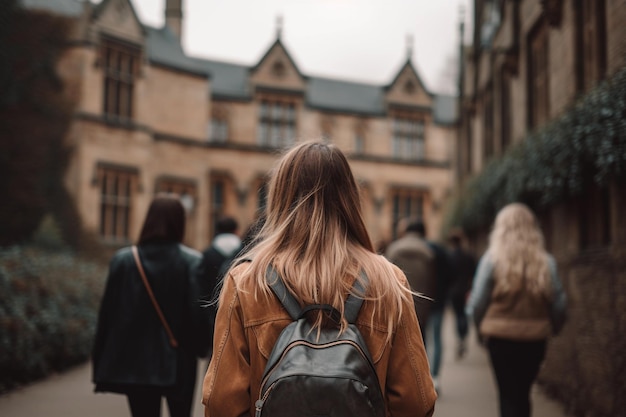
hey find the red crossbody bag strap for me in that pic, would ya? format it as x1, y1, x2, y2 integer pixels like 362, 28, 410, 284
131, 245, 179, 348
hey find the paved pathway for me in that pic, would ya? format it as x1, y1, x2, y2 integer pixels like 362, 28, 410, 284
432, 310, 570, 416
0, 310, 570, 417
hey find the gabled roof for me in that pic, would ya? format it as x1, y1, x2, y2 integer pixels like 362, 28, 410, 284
144, 25, 210, 77
386, 58, 433, 98
20, 0, 457, 124
251, 38, 304, 79
92, 0, 146, 35
20, 0, 84, 16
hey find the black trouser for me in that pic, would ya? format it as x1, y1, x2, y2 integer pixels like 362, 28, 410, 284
126, 357, 197, 417
127, 391, 192, 417
487, 337, 546, 417
451, 295, 469, 341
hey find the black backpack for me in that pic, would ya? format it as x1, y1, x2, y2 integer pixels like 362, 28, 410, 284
254, 267, 386, 417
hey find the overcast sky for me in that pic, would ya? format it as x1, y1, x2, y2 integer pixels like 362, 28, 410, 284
127, 0, 473, 95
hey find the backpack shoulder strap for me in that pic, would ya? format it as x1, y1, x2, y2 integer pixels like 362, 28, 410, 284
344, 271, 368, 324
267, 266, 369, 324
266, 265, 301, 320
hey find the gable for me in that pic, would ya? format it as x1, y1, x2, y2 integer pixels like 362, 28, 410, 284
92, 0, 144, 44
386, 61, 432, 108
250, 40, 305, 92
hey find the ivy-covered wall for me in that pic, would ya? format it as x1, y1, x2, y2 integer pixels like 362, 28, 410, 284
449, 66, 626, 235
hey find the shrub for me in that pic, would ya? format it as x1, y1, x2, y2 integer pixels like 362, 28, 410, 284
0, 246, 107, 393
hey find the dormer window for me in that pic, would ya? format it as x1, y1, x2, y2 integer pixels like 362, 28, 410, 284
101, 37, 140, 120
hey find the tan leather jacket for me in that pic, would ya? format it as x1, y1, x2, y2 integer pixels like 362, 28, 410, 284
202, 262, 437, 417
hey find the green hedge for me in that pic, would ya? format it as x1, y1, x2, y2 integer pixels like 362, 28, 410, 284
0, 246, 107, 393
450, 66, 626, 234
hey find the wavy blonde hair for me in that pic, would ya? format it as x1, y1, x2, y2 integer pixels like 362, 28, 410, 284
488, 203, 552, 297
232, 141, 411, 340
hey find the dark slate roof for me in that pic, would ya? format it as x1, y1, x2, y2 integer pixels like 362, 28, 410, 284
192, 59, 251, 99
20, 0, 458, 125
306, 77, 385, 116
144, 26, 210, 77
20, 0, 84, 16
433, 95, 458, 125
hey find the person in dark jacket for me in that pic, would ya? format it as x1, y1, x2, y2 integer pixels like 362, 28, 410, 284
424, 232, 452, 395
92, 195, 208, 417
447, 231, 477, 359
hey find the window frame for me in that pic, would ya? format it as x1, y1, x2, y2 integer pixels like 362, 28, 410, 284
257, 99, 296, 148
527, 18, 550, 130
210, 118, 229, 143
483, 83, 494, 160
499, 69, 512, 153
101, 37, 141, 120
390, 188, 426, 239
97, 164, 138, 243
391, 111, 426, 161
575, 0, 607, 93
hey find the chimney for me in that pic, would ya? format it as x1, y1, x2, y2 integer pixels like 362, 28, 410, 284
165, 0, 183, 39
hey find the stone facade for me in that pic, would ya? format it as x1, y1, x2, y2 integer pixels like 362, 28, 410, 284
29, 0, 458, 251
458, 1, 626, 415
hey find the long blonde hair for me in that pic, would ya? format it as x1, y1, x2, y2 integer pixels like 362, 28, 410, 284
232, 141, 411, 339
488, 203, 552, 298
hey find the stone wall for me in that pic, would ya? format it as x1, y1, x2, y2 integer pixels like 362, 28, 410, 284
539, 246, 626, 417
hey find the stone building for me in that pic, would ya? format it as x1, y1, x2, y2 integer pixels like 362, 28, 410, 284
457, 1, 626, 414
24, 0, 457, 250
457, 0, 625, 248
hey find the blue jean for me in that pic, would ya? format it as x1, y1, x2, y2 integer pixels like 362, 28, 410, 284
426, 308, 444, 377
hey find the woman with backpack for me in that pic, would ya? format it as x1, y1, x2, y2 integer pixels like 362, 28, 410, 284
202, 141, 437, 417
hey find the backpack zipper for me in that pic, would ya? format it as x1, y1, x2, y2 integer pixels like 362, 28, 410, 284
256, 339, 373, 415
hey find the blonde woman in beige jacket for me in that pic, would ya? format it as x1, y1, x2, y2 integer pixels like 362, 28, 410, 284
466, 203, 567, 417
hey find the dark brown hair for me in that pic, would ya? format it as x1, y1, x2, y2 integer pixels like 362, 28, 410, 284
138, 195, 185, 244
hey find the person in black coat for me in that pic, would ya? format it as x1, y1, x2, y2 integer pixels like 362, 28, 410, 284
447, 232, 477, 359
92, 195, 210, 417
